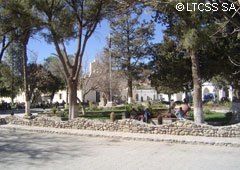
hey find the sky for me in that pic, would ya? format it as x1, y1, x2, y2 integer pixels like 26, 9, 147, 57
27, 12, 165, 68
27, 19, 111, 65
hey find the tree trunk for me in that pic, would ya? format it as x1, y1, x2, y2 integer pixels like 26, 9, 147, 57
68, 81, 78, 119
127, 78, 132, 104
50, 91, 55, 105
77, 93, 86, 116
168, 94, 172, 113
232, 85, 240, 101
66, 85, 69, 105
22, 42, 30, 116
11, 55, 14, 104
190, 49, 204, 123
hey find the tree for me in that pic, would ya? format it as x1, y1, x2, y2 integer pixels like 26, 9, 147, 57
27, 63, 65, 104
108, 6, 154, 104
3, 42, 24, 103
44, 56, 67, 103
144, 0, 221, 123
0, 63, 22, 100
93, 52, 123, 101
34, 0, 115, 119
149, 36, 192, 108
0, 0, 41, 115
209, 0, 240, 29
0, 35, 12, 62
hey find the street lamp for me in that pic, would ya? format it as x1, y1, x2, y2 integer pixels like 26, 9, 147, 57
108, 33, 112, 104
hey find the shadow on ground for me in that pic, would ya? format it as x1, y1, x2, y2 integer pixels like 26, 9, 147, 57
0, 128, 91, 167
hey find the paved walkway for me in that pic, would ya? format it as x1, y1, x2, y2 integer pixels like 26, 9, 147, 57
0, 127, 240, 170
1, 124, 240, 147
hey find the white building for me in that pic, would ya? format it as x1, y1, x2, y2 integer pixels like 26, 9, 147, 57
52, 90, 98, 104
0, 82, 232, 104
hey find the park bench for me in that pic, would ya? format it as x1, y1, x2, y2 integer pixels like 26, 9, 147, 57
149, 113, 178, 125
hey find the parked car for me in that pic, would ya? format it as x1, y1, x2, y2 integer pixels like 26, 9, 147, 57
203, 93, 214, 103
220, 97, 230, 102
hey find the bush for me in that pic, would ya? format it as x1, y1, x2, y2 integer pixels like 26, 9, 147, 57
206, 101, 215, 105
204, 109, 213, 115
125, 104, 133, 113
89, 101, 93, 110
175, 101, 183, 105
147, 100, 152, 106
136, 104, 145, 113
225, 112, 232, 121
223, 102, 232, 108
51, 107, 57, 114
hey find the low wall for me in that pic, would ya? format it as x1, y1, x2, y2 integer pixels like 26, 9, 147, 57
2, 116, 240, 138
232, 102, 240, 124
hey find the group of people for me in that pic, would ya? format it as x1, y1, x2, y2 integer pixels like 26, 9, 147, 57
130, 108, 152, 123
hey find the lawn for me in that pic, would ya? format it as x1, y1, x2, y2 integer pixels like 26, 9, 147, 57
79, 113, 122, 120
187, 109, 231, 125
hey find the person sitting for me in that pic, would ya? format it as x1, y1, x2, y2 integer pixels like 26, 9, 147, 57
144, 108, 151, 123
175, 107, 185, 120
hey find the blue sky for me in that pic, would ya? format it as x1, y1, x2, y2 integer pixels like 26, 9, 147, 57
27, 13, 165, 68
28, 20, 111, 64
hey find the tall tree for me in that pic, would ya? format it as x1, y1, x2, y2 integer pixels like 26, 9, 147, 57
149, 36, 192, 105
27, 63, 65, 104
149, 0, 219, 123
0, 63, 22, 100
0, 35, 12, 62
108, 7, 154, 104
209, 0, 240, 29
0, 0, 40, 115
34, 0, 115, 119
93, 52, 123, 101
4, 42, 24, 103
44, 56, 67, 103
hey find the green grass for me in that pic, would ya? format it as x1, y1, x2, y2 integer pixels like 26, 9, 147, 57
204, 113, 226, 121
79, 113, 122, 120
187, 110, 231, 125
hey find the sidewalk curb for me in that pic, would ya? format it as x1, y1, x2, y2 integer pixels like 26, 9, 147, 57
1, 124, 240, 147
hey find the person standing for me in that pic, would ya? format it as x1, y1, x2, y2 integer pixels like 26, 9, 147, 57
144, 108, 151, 123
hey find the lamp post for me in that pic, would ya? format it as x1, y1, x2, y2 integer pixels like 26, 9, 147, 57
109, 33, 112, 103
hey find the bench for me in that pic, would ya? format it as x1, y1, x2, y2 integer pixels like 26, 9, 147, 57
152, 113, 178, 124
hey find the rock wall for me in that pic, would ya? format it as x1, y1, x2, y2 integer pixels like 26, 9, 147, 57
231, 102, 240, 124
2, 116, 240, 138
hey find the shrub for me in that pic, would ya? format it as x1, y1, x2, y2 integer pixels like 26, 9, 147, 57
225, 112, 232, 121
175, 101, 183, 105
89, 101, 93, 110
206, 101, 214, 105
223, 102, 232, 108
51, 107, 57, 114
204, 109, 213, 115
125, 104, 133, 113
136, 104, 145, 113
147, 100, 152, 106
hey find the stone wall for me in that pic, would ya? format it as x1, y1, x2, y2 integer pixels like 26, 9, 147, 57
2, 116, 240, 138
231, 102, 240, 124
0, 118, 6, 125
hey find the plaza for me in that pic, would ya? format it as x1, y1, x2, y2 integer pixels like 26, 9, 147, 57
0, 125, 240, 170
